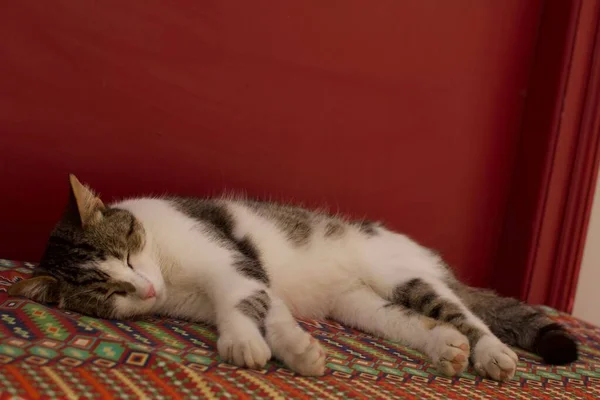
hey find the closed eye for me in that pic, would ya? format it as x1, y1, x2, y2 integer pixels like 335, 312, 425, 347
126, 254, 134, 269
99, 289, 125, 299
97, 282, 136, 298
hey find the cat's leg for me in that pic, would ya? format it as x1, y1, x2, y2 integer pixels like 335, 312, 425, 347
263, 293, 327, 376
386, 277, 519, 381
209, 265, 325, 375
360, 232, 519, 380
329, 285, 471, 377
211, 273, 273, 370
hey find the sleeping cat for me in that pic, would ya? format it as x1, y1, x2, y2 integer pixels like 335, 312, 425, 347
9, 175, 578, 381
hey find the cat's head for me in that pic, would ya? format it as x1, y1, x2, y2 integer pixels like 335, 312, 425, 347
8, 175, 163, 319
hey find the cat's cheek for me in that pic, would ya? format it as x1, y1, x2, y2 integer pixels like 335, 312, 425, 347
112, 294, 156, 318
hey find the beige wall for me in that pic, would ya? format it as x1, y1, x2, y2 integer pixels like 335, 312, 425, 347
573, 174, 600, 325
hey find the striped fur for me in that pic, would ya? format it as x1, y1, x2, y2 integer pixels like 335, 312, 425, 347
391, 279, 484, 346
236, 290, 271, 335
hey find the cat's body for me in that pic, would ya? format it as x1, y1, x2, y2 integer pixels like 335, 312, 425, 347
9, 176, 578, 381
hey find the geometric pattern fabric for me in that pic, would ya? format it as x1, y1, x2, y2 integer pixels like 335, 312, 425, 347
1, 259, 599, 399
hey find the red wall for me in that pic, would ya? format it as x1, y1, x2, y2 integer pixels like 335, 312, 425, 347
0, 1, 542, 289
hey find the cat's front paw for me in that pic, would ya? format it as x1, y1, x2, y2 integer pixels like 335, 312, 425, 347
429, 326, 470, 376
217, 332, 272, 370
472, 335, 518, 381
289, 336, 327, 376
275, 331, 326, 376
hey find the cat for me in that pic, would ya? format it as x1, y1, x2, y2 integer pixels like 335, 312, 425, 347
9, 175, 578, 381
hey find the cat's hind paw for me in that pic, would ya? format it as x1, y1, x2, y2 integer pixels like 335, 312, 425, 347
472, 336, 518, 381
430, 326, 470, 376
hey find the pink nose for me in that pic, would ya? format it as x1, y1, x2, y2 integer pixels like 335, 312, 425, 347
143, 284, 156, 299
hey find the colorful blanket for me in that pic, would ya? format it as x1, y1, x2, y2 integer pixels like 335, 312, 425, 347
0, 259, 599, 399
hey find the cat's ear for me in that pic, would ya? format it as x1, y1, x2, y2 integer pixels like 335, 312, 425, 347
8, 276, 60, 303
67, 174, 105, 227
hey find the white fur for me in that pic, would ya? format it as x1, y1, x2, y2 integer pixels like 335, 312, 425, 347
104, 197, 515, 379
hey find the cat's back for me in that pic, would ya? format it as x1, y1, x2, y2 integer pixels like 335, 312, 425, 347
225, 197, 367, 265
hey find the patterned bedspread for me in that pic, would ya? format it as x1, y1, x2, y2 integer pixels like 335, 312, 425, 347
1, 260, 599, 399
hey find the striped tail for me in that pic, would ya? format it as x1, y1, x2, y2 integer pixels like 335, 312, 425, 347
453, 283, 578, 365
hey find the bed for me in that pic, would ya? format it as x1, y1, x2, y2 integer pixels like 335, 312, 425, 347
1, 259, 598, 399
